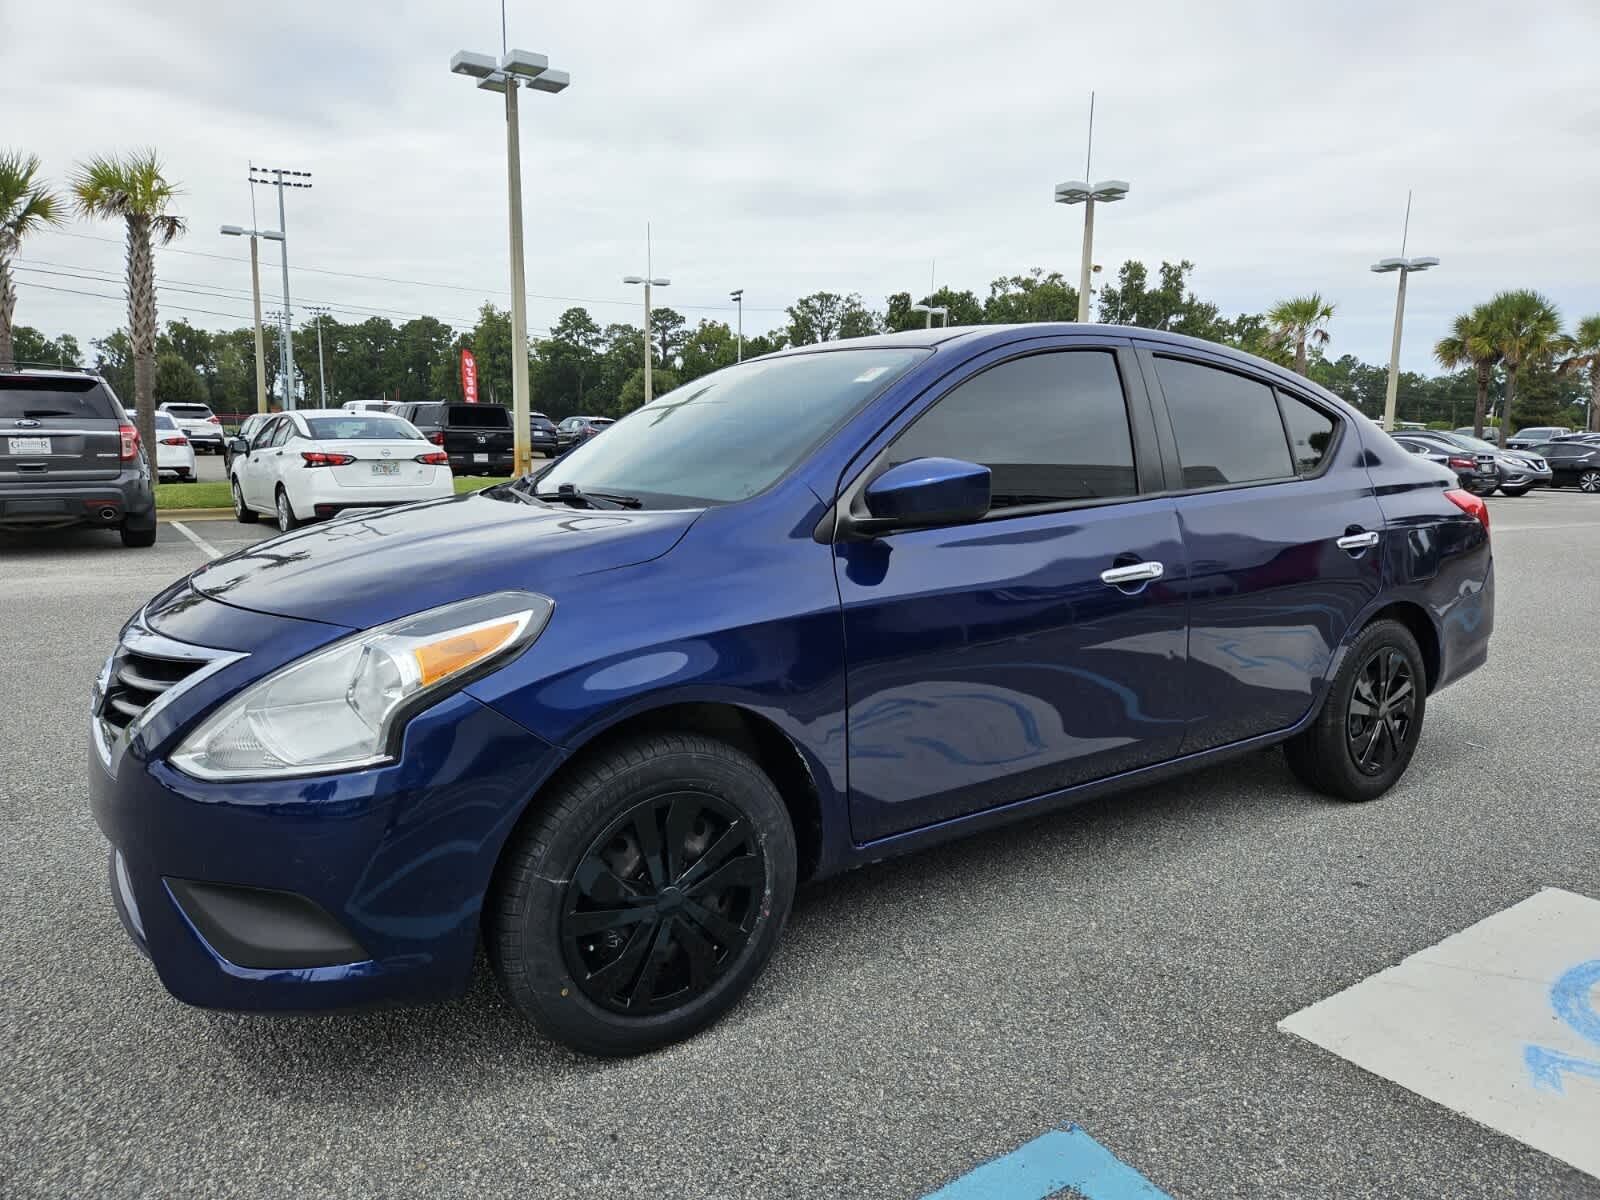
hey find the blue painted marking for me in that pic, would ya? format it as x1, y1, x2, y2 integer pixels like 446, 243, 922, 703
1526, 958, 1600, 1094
1525, 1044, 1600, 1095
922, 1126, 1172, 1200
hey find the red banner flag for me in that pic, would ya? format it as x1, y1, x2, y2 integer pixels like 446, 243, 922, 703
460, 348, 479, 404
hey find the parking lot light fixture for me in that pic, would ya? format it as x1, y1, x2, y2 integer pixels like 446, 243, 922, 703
450, 37, 571, 477
247, 166, 310, 409
220, 223, 281, 414
1053, 92, 1129, 324
623, 228, 670, 404
1371, 192, 1439, 432
910, 302, 949, 329
730, 289, 744, 361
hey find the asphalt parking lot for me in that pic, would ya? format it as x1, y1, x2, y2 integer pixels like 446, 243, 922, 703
2, 493, 1598, 1199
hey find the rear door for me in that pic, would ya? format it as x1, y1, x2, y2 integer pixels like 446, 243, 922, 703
837, 339, 1190, 843
238, 416, 284, 507
443, 404, 512, 462
1137, 344, 1385, 751
0, 376, 126, 482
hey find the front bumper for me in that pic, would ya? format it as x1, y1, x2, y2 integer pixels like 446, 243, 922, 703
89, 595, 563, 1013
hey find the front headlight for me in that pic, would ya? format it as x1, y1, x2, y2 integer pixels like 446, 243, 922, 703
170, 591, 552, 781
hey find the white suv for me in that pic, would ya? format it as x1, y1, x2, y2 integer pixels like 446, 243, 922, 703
158, 402, 224, 453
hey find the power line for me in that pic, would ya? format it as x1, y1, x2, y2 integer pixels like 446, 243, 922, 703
41, 229, 790, 314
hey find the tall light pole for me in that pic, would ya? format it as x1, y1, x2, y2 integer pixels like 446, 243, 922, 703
220, 223, 282, 414
910, 302, 949, 328
450, 42, 571, 477
248, 166, 310, 409
1054, 93, 1129, 323
308, 305, 331, 405
1371, 193, 1438, 433
623, 227, 670, 405
730, 289, 744, 362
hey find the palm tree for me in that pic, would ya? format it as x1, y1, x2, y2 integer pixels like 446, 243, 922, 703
0, 151, 65, 369
1433, 304, 1501, 438
71, 151, 184, 470
1559, 315, 1600, 433
1484, 290, 1567, 449
1267, 293, 1336, 375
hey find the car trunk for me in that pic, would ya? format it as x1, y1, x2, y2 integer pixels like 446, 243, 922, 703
0, 378, 125, 482
319, 440, 441, 487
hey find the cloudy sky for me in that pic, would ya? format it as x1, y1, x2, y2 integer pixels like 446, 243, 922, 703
9, 0, 1599, 372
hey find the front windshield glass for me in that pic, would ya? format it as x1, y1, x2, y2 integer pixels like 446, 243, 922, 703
1450, 433, 1497, 453
535, 348, 926, 506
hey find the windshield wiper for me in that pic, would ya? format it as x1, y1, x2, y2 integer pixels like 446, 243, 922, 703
532, 482, 642, 510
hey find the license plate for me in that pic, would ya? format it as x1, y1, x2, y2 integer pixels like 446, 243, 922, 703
7, 437, 50, 455
473, 453, 488, 463
371, 462, 399, 477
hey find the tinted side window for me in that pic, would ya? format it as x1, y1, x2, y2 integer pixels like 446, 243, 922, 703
409, 404, 439, 426
250, 417, 281, 450
1278, 393, 1338, 474
270, 420, 294, 448
1155, 357, 1293, 487
888, 351, 1136, 508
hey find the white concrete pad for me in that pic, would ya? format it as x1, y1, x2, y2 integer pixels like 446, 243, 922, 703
1280, 887, 1600, 1178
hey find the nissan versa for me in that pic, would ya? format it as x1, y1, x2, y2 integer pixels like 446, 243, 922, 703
89, 325, 1493, 1055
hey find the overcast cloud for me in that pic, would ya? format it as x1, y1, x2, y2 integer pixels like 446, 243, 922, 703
7, 0, 1599, 372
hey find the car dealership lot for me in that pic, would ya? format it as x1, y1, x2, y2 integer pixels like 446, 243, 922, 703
2, 496, 1597, 1199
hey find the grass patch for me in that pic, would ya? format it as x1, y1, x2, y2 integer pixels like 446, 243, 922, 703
153, 475, 508, 511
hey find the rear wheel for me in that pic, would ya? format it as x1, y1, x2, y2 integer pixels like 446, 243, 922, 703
1285, 619, 1426, 802
1579, 469, 1600, 494
232, 479, 259, 524
1499, 484, 1532, 497
119, 520, 156, 548
487, 732, 797, 1056
274, 485, 299, 532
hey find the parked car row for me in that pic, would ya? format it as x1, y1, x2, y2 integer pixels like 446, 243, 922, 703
1392, 430, 1549, 497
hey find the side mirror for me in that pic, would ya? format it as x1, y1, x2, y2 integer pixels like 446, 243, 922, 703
229, 436, 249, 457
850, 457, 991, 538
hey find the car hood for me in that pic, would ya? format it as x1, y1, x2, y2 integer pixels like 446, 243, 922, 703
190, 490, 700, 626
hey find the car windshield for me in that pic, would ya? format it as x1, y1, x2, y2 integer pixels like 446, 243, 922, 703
534, 348, 927, 506
165, 404, 212, 418
303, 416, 421, 440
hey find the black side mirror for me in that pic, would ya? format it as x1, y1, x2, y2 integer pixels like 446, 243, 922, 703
844, 457, 991, 539
229, 436, 249, 457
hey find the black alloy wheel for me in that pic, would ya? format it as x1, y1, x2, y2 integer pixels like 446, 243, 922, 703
1345, 648, 1417, 776
562, 791, 764, 1015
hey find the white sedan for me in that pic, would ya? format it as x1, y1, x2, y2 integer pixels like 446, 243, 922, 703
153, 411, 196, 481
229, 409, 454, 532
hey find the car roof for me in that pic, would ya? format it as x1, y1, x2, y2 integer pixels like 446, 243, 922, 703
295, 408, 409, 419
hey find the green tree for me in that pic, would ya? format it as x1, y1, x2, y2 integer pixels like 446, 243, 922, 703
786, 292, 878, 345
1097, 260, 1228, 339
650, 305, 689, 367
618, 365, 679, 414
7, 325, 79, 369
1433, 304, 1501, 438
92, 329, 134, 404
981, 268, 1078, 324
71, 151, 185, 468
1266, 293, 1336, 376
534, 307, 606, 416
676, 318, 738, 382
153, 350, 205, 406
464, 304, 512, 405
1558, 314, 1600, 433
0, 151, 65, 369
1485, 289, 1567, 446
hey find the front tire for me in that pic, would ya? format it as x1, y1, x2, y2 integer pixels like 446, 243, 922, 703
1284, 619, 1426, 802
487, 733, 797, 1056
232, 479, 259, 524
1498, 484, 1532, 497
274, 485, 299, 532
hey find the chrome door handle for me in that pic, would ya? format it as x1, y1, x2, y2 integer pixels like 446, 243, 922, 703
1100, 561, 1164, 586
1336, 531, 1380, 551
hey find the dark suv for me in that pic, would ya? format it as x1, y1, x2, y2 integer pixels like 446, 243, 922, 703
0, 371, 156, 546
529, 411, 558, 457
393, 401, 514, 475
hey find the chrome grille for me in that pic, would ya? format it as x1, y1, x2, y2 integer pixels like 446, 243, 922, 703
93, 613, 245, 756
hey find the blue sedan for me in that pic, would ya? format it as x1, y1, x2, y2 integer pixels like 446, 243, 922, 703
89, 324, 1493, 1055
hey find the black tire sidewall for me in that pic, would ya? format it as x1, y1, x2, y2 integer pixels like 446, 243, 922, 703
492, 737, 797, 1056
1311, 621, 1428, 801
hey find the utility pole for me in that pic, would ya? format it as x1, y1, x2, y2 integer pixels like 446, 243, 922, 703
623, 223, 670, 405
730, 289, 744, 362
249, 165, 312, 409
308, 306, 331, 405
1054, 93, 1129, 323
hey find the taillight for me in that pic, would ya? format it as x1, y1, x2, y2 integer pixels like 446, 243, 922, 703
160, 436, 187, 446
1445, 488, 1490, 534
414, 451, 450, 465
430, 431, 445, 446
1446, 455, 1476, 470
118, 424, 139, 460
206, 415, 221, 424
300, 451, 356, 467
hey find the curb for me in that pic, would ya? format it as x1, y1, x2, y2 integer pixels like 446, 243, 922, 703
158, 508, 235, 521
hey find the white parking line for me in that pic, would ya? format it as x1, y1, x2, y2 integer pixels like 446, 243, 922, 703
168, 520, 222, 560
1280, 888, 1600, 1178
1491, 521, 1600, 533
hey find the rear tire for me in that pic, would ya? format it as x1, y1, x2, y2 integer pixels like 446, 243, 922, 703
1284, 619, 1426, 802
232, 479, 259, 524
1499, 484, 1531, 497
275, 486, 299, 532
487, 732, 797, 1057
119, 521, 156, 548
